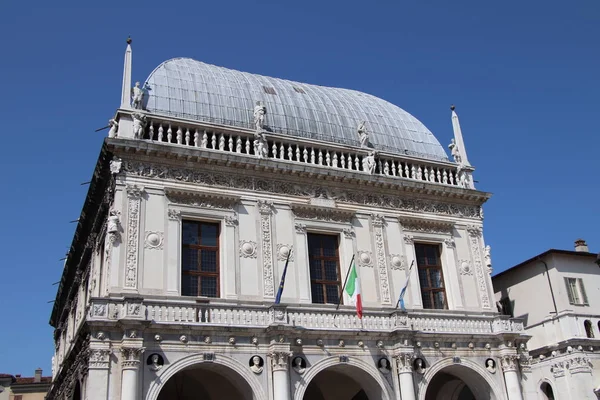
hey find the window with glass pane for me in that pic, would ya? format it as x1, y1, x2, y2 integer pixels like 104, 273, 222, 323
307, 233, 341, 304
415, 243, 447, 309
181, 220, 220, 297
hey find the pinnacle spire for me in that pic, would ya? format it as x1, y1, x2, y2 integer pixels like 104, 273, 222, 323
120, 37, 133, 108
450, 105, 470, 167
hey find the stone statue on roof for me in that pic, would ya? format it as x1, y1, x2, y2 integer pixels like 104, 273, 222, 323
132, 112, 147, 139
357, 121, 369, 147
448, 138, 462, 164
254, 101, 266, 131
131, 82, 145, 110
364, 151, 377, 175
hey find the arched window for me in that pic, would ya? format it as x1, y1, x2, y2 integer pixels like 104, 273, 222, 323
540, 382, 555, 400
584, 320, 594, 338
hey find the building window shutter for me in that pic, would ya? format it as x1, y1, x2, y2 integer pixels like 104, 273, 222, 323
564, 277, 575, 304
578, 279, 589, 305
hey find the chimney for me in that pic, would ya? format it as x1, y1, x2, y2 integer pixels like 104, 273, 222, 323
574, 239, 589, 252
34, 368, 42, 383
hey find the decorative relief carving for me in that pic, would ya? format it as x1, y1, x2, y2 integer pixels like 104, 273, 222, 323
144, 231, 164, 249
342, 228, 355, 239
467, 226, 490, 308
109, 157, 122, 175
224, 213, 239, 226
566, 356, 592, 374
357, 251, 373, 268
89, 349, 111, 369
389, 254, 406, 270
92, 304, 107, 317
292, 204, 354, 223
125, 186, 144, 289
167, 209, 181, 221
269, 352, 292, 372
372, 214, 391, 303
444, 238, 456, 248
459, 260, 473, 276
259, 202, 275, 297
403, 235, 414, 244
550, 361, 565, 378
166, 190, 239, 210
399, 218, 453, 235
276, 244, 294, 261
294, 223, 307, 234
240, 240, 258, 258
123, 161, 482, 218
107, 210, 121, 244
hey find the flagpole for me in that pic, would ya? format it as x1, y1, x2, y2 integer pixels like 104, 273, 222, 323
336, 254, 355, 311
274, 250, 292, 305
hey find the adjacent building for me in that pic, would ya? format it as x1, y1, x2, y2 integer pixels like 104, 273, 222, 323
48, 39, 530, 400
493, 239, 600, 399
0, 369, 52, 400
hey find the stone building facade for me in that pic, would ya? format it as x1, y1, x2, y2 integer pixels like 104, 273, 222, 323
494, 240, 600, 399
48, 40, 529, 400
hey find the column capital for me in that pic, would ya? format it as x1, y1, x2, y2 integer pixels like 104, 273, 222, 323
89, 347, 112, 370
269, 351, 292, 372
120, 346, 145, 369
501, 355, 519, 372
394, 353, 415, 373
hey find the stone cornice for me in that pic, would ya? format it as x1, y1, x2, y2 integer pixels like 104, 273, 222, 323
107, 138, 490, 205
165, 188, 240, 210
291, 204, 355, 223
117, 158, 484, 219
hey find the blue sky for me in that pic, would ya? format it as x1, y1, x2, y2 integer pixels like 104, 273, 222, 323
0, 0, 598, 375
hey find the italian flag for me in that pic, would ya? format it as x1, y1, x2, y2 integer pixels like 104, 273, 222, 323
345, 262, 363, 319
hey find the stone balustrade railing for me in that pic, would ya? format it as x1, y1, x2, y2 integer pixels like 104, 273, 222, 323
89, 298, 522, 334
127, 115, 467, 188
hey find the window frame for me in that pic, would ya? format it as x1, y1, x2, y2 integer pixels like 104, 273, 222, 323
180, 219, 221, 298
564, 277, 588, 306
414, 242, 448, 310
307, 232, 342, 305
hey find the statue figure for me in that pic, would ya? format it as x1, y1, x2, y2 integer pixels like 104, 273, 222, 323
448, 138, 462, 164
131, 82, 145, 109
149, 354, 163, 371
484, 245, 492, 273
250, 356, 263, 374
378, 358, 390, 374
293, 357, 306, 374
254, 130, 268, 159
132, 112, 147, 139
485, 358, 496, 373
414, 358, 425, 374
108, 119, 119, 138
364, 151, 377, 175
107, 211, 120, 243
253, 101, 266, 131
357, 121, 369, 147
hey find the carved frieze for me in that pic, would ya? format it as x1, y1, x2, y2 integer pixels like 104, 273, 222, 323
123, 161, 481, 218
467, 226, 490, 309
165, 189, 239, 210
399, 218, 454, 235
259, 201, 275, 297
292, 204, 355, 223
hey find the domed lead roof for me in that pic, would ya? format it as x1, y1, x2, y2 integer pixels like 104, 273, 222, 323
145, 58, 448, 161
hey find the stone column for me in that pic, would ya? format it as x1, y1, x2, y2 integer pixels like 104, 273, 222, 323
395, 353, 416, 400
270, 351, 292, 400
86, 345, 112, 400
501, 355, 524, 400
120, 347, 144, 400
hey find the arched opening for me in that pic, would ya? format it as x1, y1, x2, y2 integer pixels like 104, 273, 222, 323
303, 364, 385, 400
424, 365, 497, 400
540, 382, 555, 400
157, 363, 254, 400
72, 381, 82, 400
584, 320, 594, 338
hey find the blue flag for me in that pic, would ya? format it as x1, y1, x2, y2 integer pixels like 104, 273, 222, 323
397, 260, 415, 311
275, 251, 292, 304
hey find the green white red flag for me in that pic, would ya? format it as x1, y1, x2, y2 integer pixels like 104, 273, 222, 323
344, 262, 363, 319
